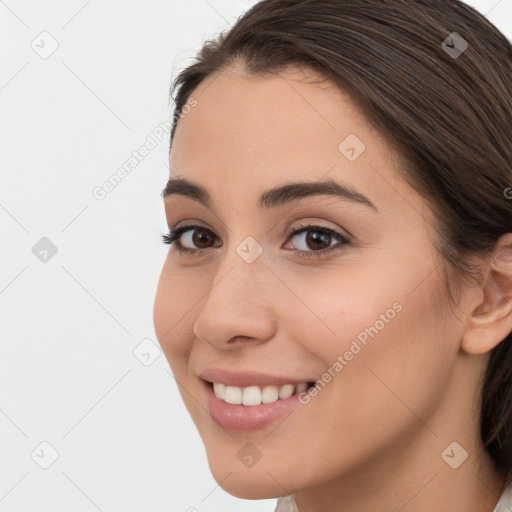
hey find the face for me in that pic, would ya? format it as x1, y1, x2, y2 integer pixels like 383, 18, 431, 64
153, 65, 468, 499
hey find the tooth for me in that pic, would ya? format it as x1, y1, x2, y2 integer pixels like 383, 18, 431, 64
213, 382, 226, 400
295, 382, 308, 394
225, 385, 242, 405
242, 386, 262, 406
214, 382, 309, 404
261, 385, 279, 404
279, 384, 294, 399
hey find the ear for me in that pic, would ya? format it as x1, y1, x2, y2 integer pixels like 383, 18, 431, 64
461, 234, 512, 355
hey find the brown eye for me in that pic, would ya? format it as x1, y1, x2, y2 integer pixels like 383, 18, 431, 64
284, 224, 351, 259
178, 226, 220, 250
162, 223, 351, 258
190, 228, 215, 249
304, 230, 332, 250
289, 227, 338, 251
161, 224, 222, 253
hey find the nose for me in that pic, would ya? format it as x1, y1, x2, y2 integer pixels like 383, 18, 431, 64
193, 254, 277, 350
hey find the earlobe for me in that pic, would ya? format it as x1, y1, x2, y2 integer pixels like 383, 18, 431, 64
461, 237, 512, 355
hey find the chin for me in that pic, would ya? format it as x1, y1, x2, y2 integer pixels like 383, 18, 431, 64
205, 447, 308, 500
210, 466, 285, 500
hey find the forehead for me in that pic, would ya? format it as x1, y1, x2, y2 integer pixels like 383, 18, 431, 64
168, 65, 423, 219
171, 65, 375, 167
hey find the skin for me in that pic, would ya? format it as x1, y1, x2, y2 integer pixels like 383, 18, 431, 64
153, 64, 512, 512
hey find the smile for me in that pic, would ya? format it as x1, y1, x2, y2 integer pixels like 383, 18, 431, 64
198, 368, 317, 430
212, 382, 311, 406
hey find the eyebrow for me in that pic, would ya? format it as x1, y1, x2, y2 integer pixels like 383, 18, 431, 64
161, 177, 378, 212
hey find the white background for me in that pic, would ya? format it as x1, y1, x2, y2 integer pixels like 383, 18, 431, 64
1, 1, 510, 511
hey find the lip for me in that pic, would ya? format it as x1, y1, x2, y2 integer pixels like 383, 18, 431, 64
198, 367, 315, 431
202, 378, 306, 431
199, 367, 313, 387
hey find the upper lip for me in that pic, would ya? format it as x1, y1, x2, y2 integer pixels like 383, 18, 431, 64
199, 367, 312, 387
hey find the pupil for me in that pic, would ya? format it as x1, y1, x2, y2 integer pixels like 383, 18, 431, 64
193, 229, 212, 248
307, 230, 331, 250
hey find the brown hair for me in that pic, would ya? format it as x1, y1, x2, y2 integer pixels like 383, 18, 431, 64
168, 0, 512, 485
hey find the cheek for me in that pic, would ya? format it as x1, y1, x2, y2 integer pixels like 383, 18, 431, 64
153, 261, 202, 364
287, 265, 455, 433
335, 286, 452, 429
278, 264, 406, 362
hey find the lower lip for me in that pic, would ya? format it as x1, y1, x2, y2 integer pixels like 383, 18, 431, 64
203, 380, 305, 431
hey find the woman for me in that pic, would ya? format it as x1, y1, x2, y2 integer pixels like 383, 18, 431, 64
153, 0, 512, 510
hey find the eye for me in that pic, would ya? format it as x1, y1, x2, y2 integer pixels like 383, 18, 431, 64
162, 222, 351, 259
161, 224, 221, 255
283, 223, 351, 258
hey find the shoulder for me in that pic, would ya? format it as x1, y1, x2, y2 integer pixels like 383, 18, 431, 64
493, 480, 512, 512
274, 496, 294, 512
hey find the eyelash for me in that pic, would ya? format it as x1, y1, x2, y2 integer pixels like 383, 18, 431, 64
161, 222, 351, 259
